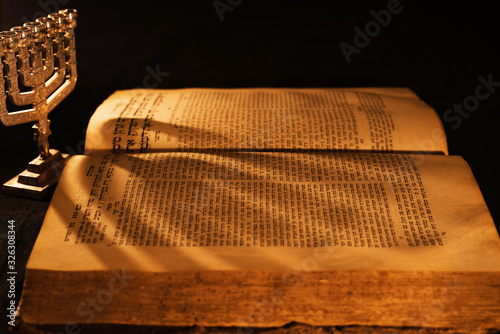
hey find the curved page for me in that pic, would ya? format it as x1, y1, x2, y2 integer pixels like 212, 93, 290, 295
85, 88, 448, 154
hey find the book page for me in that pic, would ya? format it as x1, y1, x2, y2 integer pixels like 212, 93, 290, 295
85, 88, 448, 154
27, 152, 500, 273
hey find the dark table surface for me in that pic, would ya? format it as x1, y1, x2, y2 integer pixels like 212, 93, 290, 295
1, 1, 499, 333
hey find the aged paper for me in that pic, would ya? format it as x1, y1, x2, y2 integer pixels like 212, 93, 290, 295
85, 88, 448, 154
27, 152, 500, 272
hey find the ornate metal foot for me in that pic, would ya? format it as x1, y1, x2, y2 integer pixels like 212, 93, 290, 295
2, 150, 69, 200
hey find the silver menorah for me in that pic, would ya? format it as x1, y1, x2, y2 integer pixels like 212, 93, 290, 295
0, 9, 77, 199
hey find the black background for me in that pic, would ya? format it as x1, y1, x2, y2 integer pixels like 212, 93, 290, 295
1, 0, 499, 330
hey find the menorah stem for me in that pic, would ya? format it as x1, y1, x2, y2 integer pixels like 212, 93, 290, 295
33, 117, 52, 159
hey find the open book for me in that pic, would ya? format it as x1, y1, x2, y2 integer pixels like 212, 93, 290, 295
19, 88, 500, 330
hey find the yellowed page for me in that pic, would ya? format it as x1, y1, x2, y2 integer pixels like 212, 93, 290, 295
85, 88, 448, 154
27, 152, 499, 273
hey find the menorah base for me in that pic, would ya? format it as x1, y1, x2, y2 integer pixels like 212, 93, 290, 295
2, 149, 69, 200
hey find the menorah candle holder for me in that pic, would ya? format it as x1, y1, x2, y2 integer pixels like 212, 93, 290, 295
0, 9, 77, 199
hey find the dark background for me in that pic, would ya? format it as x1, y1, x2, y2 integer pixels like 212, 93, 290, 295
1, 0, 499, 331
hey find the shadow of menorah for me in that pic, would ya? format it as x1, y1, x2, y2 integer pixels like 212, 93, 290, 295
0, 9, 77, 199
